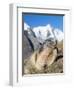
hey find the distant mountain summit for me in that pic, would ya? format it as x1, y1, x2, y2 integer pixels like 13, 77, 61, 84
53, 29, 64, 42
32, 24, 64, 43
24, 22, 64, 45
24, 23, 30, 30
33, 24, 54, 42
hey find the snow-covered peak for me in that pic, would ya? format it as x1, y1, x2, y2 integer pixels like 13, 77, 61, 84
33, 24, 54, 40
24, 22, 63, 43
33, 24, 63, 43
53, 29, 64, 42
24, 23, 30, 31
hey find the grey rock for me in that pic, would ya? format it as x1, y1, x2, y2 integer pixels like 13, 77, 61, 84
23, 31, 33, 60
23, 30, 41, 60
28, 34, 40, 51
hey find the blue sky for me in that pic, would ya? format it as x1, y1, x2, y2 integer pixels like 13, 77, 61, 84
23, 13, 64, 31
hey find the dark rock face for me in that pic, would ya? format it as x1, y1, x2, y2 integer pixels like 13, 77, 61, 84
28, 34, 40, 51
23, 31, 41, 60
24, 31, 33, 60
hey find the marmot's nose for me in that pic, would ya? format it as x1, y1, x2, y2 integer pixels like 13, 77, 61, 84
43, 64, 47, 69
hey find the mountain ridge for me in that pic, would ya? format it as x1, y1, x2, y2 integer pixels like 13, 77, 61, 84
24, 23, 64, 43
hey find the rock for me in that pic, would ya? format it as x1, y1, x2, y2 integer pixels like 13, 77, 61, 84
28, 34, 40, 51
24, 31, 33, 60
24, 30, 41, 59
23, 28, 63, 74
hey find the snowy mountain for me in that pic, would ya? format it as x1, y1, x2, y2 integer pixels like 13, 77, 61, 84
33, 24, 54, 40
53, 29, 64, 42
33, 24, 64, 43
24, 23, 35, 36
24, 23, 30, 31
24, 23, 64, 43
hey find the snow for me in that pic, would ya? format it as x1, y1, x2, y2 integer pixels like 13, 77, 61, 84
33, 24, 54, 40
54, 29, 64, 42
33, 24, 63, 42
24, 23, 30, 31
24, 22, 64, 42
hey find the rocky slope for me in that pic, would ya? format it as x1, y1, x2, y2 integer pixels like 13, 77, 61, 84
23, 23, 63, 74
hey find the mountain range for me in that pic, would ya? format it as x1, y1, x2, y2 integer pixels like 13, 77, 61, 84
24, 23, 64, 43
